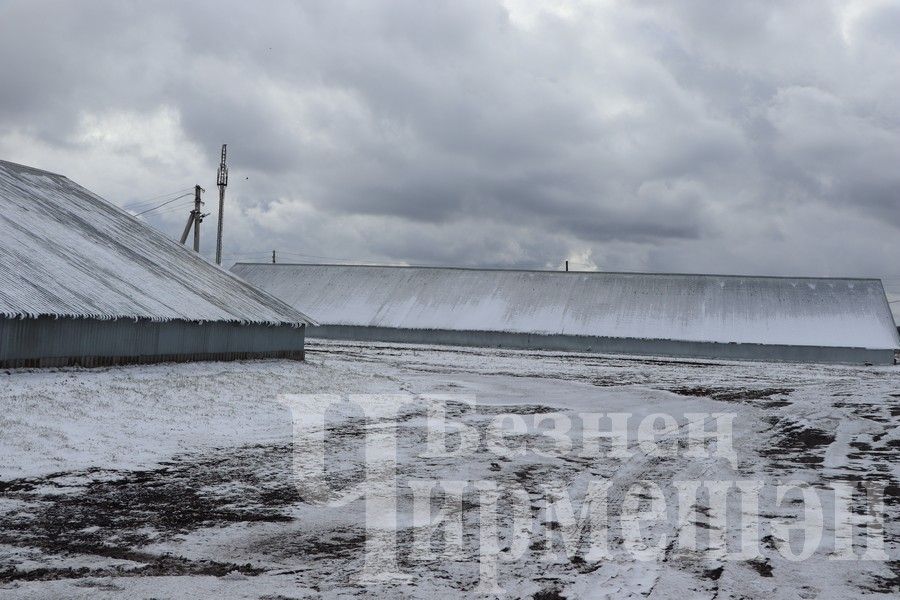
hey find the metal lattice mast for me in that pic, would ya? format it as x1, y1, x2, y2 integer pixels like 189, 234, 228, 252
215, 144, 228, 265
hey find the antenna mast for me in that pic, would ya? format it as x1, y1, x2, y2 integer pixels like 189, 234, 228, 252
215, 144, 228, 265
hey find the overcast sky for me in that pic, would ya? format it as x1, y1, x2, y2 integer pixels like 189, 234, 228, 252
1, 0, 899, 289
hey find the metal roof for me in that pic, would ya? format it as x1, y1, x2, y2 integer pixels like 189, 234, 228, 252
232, 262, 899, 349
0, 160, 313, 326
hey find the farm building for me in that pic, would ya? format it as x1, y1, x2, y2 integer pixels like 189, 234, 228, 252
231, 263, 900, 365
0, 159, 313, 368
887, 288, 900, 334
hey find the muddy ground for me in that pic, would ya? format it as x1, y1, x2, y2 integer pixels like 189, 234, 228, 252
0, 341, 897, 598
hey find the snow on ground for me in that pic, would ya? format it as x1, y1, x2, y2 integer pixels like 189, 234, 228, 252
0, 356, 397, 480
0, 340, 897, 598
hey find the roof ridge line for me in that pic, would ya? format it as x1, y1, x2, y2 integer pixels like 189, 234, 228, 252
232, 262, 884, 283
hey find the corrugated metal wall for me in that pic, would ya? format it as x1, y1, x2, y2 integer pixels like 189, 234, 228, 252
308, 324, 897, 365
0, 317, 305, 368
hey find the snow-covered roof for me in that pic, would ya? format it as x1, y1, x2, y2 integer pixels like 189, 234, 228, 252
231, 263, 900, 349
0, 160, 313, 326
884, 288, 900, 325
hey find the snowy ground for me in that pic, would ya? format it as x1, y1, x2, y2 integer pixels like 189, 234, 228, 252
0, 340, 897, 598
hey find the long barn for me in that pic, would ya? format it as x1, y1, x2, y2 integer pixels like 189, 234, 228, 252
231, 263, 899, 365
0, 159, 314, 367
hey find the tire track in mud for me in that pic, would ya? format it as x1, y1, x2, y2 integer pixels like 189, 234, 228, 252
0, 444, 303, 582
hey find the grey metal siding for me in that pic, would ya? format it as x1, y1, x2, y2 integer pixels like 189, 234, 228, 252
308, 325, 896, 365
0, 317, 306, 368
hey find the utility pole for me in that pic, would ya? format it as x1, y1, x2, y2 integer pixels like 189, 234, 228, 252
193, 185, 203, 252
179, 210, 193, 246
179, 185, 206, 252
215, 144, 228, 265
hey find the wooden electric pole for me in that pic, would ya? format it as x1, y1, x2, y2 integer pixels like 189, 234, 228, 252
179, 185, 206, 252
179, 211, 193, 246
193, 185, 203, 252
215, 144, 228, 265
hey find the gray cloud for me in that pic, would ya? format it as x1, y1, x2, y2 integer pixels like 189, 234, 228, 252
0, 0, 898, 292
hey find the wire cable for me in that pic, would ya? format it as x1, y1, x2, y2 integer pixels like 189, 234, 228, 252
133, 193, 195, 216
121, 187, 194, 211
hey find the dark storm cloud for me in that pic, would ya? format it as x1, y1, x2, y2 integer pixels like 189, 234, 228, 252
0, 0, 898, 279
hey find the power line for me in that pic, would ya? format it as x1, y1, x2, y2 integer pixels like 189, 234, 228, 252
135, 204, 193, 219
121, 187, 194, 211
151, 199, 197, 213
133, 193, 195, 216
137, 199, 196, 215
